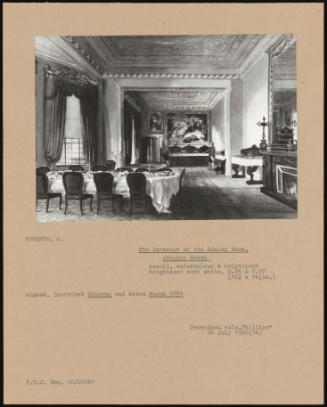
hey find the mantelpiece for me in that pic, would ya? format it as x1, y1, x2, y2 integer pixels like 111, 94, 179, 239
260, 150, 297, 210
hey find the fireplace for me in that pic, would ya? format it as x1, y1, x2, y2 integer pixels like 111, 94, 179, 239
261, 151, 297, 210
276, 165, 297, 196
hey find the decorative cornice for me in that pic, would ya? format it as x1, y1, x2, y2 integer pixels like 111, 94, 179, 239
145, 105, 214, 112
61, 35, 294, 80
104, 72, 241, 80
63, 36, 104, 74
240, 34, 284, 78
35, 36, 102, 80
43, 64, 99, 86
267, 34, 296, 59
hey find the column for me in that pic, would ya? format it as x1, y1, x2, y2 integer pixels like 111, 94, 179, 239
130, 114, 136, 164
96, 81, 104, 164
223, 89, 232, 176
103, 79, 123, 167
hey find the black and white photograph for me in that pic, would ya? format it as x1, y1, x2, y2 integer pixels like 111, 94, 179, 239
35, 34, 297, 221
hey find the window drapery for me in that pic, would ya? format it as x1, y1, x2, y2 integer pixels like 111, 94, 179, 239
44, 87, 66, 164
44, 71, 98, 165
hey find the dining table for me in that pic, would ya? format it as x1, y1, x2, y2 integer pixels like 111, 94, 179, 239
47, 169, 181, 214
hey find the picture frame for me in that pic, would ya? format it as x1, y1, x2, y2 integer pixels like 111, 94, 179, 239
166, 111, 209, 145
148, 111, 164, 134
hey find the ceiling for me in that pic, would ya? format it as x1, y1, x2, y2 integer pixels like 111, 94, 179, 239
129, 89, 224, 111
63, 35, 281, 76
35, 34, 291, 111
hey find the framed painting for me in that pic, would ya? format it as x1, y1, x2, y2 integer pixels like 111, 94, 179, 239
149, 111, 164, 134
166, 112, 209, 145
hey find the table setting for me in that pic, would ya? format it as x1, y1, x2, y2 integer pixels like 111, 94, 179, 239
47, 168, 181, 213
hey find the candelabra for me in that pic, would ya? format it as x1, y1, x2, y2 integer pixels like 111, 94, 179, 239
256, 116, 271, 151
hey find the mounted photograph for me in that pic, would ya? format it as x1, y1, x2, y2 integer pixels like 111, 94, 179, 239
35, 35, 297, 221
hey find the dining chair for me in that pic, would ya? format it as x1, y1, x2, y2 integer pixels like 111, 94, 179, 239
63, 172, 93, 215
36, 166, 50, 175
105, 160, 116, 171
69, 165, 85, 172
36, 172, 62, 212
92, 165, 108, 172
94, 173, 123, 214
126, 172, 148, 213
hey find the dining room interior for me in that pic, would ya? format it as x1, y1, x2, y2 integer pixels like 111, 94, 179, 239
35, 35, 297, 221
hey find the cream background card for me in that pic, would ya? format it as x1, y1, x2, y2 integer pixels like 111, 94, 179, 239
3, 3, 324, 404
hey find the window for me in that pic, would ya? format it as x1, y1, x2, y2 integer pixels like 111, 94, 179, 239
57, 95, 87, 165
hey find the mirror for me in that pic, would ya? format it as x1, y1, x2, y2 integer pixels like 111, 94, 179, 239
268, 36, 297, 149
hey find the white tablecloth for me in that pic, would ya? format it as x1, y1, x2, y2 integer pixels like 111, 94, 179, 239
48, 171, 180, 214
145, 172, 180, 213
231, 155, 263, 182
231, 155, 263, 166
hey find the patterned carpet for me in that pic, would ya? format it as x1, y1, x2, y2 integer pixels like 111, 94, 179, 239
36, 168, 297, 222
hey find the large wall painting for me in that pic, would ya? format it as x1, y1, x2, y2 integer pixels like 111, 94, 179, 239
166, 112, 209, 145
